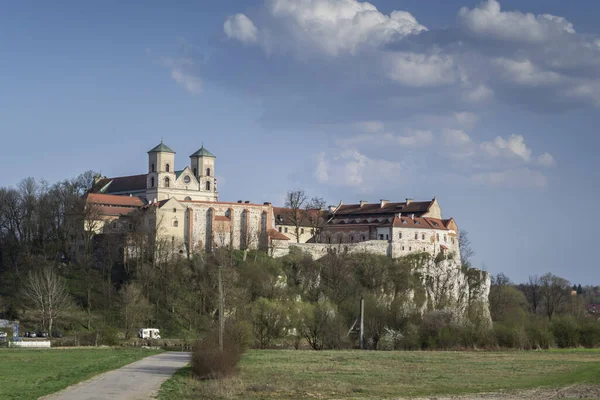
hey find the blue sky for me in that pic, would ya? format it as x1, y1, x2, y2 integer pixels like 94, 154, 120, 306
1, 0, 599, 284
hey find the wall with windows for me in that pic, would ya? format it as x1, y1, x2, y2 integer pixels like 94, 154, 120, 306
274, 223, 315, 243
390, 227, 460, 259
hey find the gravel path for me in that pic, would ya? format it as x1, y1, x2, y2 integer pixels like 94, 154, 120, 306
41, 351, 190, 400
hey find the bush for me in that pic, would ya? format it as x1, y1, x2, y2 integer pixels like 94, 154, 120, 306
526, 320, 554, 349
192, 327, 245, 380
550, 317, 580, 348
579, 320, 600, 348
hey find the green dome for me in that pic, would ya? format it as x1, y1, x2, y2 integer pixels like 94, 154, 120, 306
148, 142, 176, 154
190, 146, 215, 158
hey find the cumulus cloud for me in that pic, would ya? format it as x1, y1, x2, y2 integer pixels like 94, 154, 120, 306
161, 57, 202, 95
315, 149, 402, 190
458, 0, 575, 43
471, 168, 548, 189
385, 52, 458, 87
481, 134, 532, 161
224, 13, 258, 44
265, 0, 426, 56
443, 129, 472, 146
537, 152, 555, 167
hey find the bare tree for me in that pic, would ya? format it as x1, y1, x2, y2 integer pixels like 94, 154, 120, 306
285, 190, 307, 243
305, 197, 326, 243
458, 230, 475, 267
118, 282, 152, 339
522, 275, 542, 315
539, 273, 570, 321
21, 265, 72, 336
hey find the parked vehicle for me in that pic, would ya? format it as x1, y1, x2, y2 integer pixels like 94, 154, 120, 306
25, 332, 37, 338
0, 332, 7, 341
37, 332, 48, 338
138, 328, 161, 340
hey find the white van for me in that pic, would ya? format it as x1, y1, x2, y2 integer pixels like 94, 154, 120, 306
138, 328, 161, 339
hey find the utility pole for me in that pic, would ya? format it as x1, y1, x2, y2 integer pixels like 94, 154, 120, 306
359, 296, 365, 350
218, 265, 224, 352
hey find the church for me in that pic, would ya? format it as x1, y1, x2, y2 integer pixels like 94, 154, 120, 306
84, 142, 461, 261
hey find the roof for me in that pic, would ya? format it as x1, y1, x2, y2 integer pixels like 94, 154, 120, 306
148, 142, 176, 154
95, 205, 138, 217
86, 193, 144, 207
391, 216, 450, 231
273, 207, 322, 227
190, 146, 215, 158
332, 200, 434, 217
94, 174, 147, 194
269, 228, 290, 241
214, 215, 230, 222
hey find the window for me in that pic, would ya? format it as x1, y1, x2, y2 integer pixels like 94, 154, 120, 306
399, 232, 402, 239
112, 222, 117, 229
184, 196, 192, 201
173, 220, 178, 227
451, 238, 455, 244
284, 227, 288, 233
415, 233, 418, 240
173, 208, 177, 213
151, 163, 155, 172
166, 164, 170, 172
278, 227, 282, 232
379, 234, 384, 240
350, 236, 354, 243
444, 234, 447, 242
184, 175, 191, 184
422, 233, 425, 240
151, 177, 155, 188
164, 177, 170, 188
436, 233, 440, 241
409, 246, 412, 251
385, 234, 389, 240
328, 236, 331, 244
402, 246, 405, 251
128, 223, 133, 231
206, 181, 211, 191
301, 228, 304, 234
206, 168, 211, 176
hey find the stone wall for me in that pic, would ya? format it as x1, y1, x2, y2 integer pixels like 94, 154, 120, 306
283, 240, 390, 259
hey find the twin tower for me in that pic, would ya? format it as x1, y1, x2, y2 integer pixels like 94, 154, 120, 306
146, 142, 218, 202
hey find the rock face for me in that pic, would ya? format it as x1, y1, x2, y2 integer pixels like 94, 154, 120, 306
287, 243, 490, 322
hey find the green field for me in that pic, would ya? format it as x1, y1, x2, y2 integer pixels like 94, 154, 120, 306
0, 348, 161, 400
159, 349, 600, 399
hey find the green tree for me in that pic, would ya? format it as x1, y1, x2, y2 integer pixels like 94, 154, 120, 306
249, 298, 285, 349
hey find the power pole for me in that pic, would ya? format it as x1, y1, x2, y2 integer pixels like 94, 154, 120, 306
218, 265, 224, 352
359, 296, 365, 350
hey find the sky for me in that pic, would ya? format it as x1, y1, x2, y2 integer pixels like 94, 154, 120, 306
1, 0, 599, 284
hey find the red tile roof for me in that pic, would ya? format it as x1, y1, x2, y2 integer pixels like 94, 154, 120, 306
273, 207, 322, 227
95, 205, 138, 217
392, 216, 449, 230
86, 193, 144, 207
333, 200, 433, 216
269, 228, 290, 240
214, 215, 230, 222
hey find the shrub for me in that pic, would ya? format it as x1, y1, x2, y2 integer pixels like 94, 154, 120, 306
550, 317, 580, 348
526, 320, 554, 349
192, 327, 245, 380
579, 320, 600, 348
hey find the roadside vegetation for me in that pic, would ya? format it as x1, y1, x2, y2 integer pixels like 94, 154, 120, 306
0, 348, 161, 400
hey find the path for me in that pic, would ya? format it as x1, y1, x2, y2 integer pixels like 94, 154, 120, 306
41, 351, 190, 400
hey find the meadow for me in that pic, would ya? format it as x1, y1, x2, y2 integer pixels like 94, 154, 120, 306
159, 349, 600, 400
0, 347, 161, 400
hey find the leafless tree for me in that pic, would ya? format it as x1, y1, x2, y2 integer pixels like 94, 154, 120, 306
539, 273, 570, 321
521, 275, 542, 315
284, 189, 307, 243
305, 197, 326, 243
118, 282, 152, 339
21, 264, 72, 336
458, 230, 475, 267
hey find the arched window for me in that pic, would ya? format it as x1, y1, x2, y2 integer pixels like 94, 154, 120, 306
206, 168, 211, 176
184, 196, 192, 201
206, 181, 211, 191
166, 164, 170, 172
151, 177, 155, 187
164, 177, 170, 188
151, 163, 155, 172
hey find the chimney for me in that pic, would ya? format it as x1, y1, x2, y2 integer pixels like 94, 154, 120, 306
237, 200, 242, 203
244, 200, 250, 204
406, 198, 413, 205
263, 202, 271, 206
380, 199, 389, 208
359, 200, 368, 207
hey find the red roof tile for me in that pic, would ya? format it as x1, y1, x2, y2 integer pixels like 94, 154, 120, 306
87, 193, 144, 207
269, 228, 290, 240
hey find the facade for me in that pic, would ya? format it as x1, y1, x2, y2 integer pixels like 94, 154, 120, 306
83, 141, 460, 261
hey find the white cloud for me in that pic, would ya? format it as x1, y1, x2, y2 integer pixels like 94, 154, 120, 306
536, 152, 555, 167
338, 129, 433, 148
385, 52, 457, 87
315, 148, 402, 190
481, 134, 532, 161
443, 129, 472, 146
224, 13, 258, 44
267, 0, 426, 56
454, 112, 478, 127
356, 120, 384, 133
458, 0, 575, 43
465, 84, 494, 103
471, 168, 548, 188
494, 58, 562, 87
161, 57, 202, 95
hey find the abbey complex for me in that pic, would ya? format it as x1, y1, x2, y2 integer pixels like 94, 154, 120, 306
84, 142, 462, 261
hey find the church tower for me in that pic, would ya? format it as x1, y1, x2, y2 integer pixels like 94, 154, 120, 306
147, 141, 176, 201
190, 146, 217, 200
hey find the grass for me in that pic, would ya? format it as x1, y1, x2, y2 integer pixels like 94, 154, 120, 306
0, 347, 162, 400
159, 349, 600, 400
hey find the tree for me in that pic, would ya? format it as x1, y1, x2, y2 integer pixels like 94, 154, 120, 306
118, 283, 152, 339
458, 230, 474, 267
520, 275, 542, 315
249, 298, 285, 349
488, 273, 527, 324
20, 264, 72, 336
305, 197, 327, 243
539, 273, 570, 321
284, 189, 307, 243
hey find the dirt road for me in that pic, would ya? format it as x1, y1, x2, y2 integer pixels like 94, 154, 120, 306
41, 351, 190, 400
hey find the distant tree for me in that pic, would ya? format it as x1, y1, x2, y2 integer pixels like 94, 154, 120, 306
305, 197, 327, 243
577, 284, 583, 295
118, 283, 152, 339
249, 298, 285, 349
20, 264, 72, 336
539, 273, 570, 321
458, 230, 474, 267
521, 275, 542, 315
489, 273, 527, 323
284, 189, 307, 243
